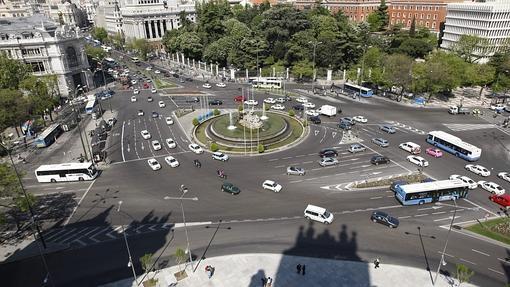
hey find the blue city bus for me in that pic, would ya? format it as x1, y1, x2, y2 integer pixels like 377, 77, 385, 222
426, 131, 481, 161
343, 83, 373, 97
395, 179, 470, 206
34, 123, 63, 148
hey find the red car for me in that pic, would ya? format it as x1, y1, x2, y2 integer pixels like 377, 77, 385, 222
490, 194, 510, 209
426, 147, 443, 158
143, 83, 150, 89
234, 95, 246, 102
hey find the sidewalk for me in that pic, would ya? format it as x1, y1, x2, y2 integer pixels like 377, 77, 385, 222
101, 253, 475, 287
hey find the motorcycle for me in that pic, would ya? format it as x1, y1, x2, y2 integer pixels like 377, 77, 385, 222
193, 159, 201, 168
217, 170, 227, 179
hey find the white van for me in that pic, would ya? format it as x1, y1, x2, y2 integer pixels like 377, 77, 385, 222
304, 204, 334, 224
399, 142, 421, 154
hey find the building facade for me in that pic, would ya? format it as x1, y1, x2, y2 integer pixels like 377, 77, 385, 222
294, 0, 381, 23
0, 14, 92, 97
0, 0, 34, 18
441, 0, 510, 63
388, 0, 463, 32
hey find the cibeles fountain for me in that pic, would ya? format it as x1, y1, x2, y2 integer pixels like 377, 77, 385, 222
193, 106, 305, 153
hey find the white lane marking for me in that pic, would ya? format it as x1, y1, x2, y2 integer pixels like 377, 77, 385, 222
370, 196, 383, 200
268, 158, 278, 162
488, 268, 504, 276
433, 216, 460, 222
282, 157, 293, 160
497, 258, 510, 265
64, 180, 97, 226
319, 127, 327, 144
415, 214, 428, 217
463, 198, 498, 217
418, 206, 443, 211
133, 120, 140, 159
143, 118, 156, 157
432, 211, 446, 215
471, 249, 490, 257
459, 258, 477, 265
437, 251, 454, 258
274, 165, 285, 168
398, 216, 411, 219
33, 189, 87, 196
121, 121, 126, 162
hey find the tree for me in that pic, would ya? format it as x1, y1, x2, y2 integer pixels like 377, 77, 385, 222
464, 63, 495, 98
292, 60, 313, 79
258, 143, 265, 153
456, 263, 474, 286
367, 12, 383, 32
84, 45, 106, 61
409, 17, 416, 37
397, 38, 434, 59
174, 248, 186, 272
177, 31, 203, 60
21, 76, 58, 122
0, 89, 30, 136
452, 35, 490, 64
110, 32, 126, 50
140, 253, 153, 274
91, 27, 108, 43
0, 54, 31, 90
367, 0, 388, 32
196, 0, 233, 45
210, 142, 219, 152
383, 54, 414, 94
128, 39, 151, 60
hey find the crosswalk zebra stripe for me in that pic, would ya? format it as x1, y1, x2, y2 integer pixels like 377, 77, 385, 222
443, 123, 496, 131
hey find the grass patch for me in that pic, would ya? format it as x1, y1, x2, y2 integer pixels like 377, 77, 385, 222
354, 173, 428, 189
466, 217, 510, 245
154, 78, 176, 89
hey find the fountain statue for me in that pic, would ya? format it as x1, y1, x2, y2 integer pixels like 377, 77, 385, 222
239, 110, 263, 129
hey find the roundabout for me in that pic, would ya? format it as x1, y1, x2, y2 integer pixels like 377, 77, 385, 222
193, 109, 305, 153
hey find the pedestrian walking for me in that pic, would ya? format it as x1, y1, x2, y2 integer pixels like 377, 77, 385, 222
296, 264, 301, 274
266, 277, 273, 287
302, 264, 306, 275
205, 265, 214, 279
374, 258, 380, 269
261, 277, 266, 287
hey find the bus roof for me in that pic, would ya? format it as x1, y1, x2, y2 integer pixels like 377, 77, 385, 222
428, 131, 481, 152
400, 179, 469, 194
344, 82, 371, 91
35, 162, 94, 171
86, 99, 96, 108
37, 123, 61, 139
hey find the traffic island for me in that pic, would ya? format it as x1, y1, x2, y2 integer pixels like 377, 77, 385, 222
353, 172, 428, 189
192, 110, 305, 154
465, 217, 510, 245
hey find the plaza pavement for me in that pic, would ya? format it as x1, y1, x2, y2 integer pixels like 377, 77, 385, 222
101, 253, 476, 287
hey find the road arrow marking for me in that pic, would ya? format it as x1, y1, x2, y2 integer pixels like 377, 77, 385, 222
127, 144, 130, 152
332, 132, 337, 138
141, 142, 144, 150
314, 130, 320, 136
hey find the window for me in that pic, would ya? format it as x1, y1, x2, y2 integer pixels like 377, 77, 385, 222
28, 61, 45, 73
432, 22, 436, 29
433, 14, 437, 20
427, 14, 430, 20
66, 46, 79, 67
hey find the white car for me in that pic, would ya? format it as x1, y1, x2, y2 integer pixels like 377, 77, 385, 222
275, 98, 286, 103
271, 104, 285, 111
212, 151, 229, 161
164, 156, 179, 167
131, 79, 137, 85
189, 143, 203, 154
166, 138, 177, 149
151, 88, 157, 94
264, 98, 276, 104
140, 130, 151, 140
202, 83, 212, 89
151, 140, 161, 151
146, 66, 152, 71
490, 103, 506, 111
478, 181, 505, 195
353, 116, 368, 123
147, 158, 161, 171
159, 101, 166, 108
305, 110, 319, 117
303, 102, 316, 109
498, 172, 510, 183
131, 96, 137, 102
165, 117, 174, 125
465, 164, 490, 177
407, 155, 429, 167
296, 97, 308, 103
216, 82, 226, 88
154, 70, 161, 74
137, 110, 144, 116
449, 175, 478, 189
245, 100, 258, 106
262, 180, 282, 193
133, 89, 140, 94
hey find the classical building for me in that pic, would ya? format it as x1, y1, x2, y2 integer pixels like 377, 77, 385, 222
294, 0, 381, 22
0, 0, 34, 18
388, 0, 463, 32
47, 0, 89, 27
0, 14, 92, 97
94, 0, 196, 43
441, 0, 510, 63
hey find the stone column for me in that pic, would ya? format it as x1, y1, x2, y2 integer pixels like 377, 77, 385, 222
181, 53, 185, 64
327, 69, 332, 82
216, 64, 219, 76
187, 58, 190, 67
230, 68, 235, 80
193, 59, 195, 68
210, 63, 213, 74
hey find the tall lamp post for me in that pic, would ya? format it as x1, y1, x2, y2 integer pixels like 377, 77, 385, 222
164, 185, 198, 272
0, 141, 47, 249
117, 201, 138, 285
309, 41, 322, 93
433, 197, 457, 285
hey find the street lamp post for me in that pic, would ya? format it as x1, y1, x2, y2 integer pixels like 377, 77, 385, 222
164, 185, 198, 272
117, 201, 138, 285
433, 197, 457, 285
309, 41, 322, 94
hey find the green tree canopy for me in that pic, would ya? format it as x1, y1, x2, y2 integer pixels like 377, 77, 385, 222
0, 54, 31, 89
452, 34, 490, 64
91, 27, 108, 43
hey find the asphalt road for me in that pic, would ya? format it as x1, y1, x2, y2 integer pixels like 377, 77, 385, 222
6, 55, 510, 286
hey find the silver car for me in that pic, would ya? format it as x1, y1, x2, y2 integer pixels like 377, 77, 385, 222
349, 143, 366, 153
319, 157, 339, 167
372, 138, 389, 148
287, 166, 305, 176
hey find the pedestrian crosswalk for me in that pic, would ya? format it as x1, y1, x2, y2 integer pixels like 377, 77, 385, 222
442, 123, 496, 132
386, 121, 426, 135
43, 223, 173, 248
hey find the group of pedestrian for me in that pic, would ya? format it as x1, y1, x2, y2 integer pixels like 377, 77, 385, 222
261, 276, 273, 287
296, 264, 306, 275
